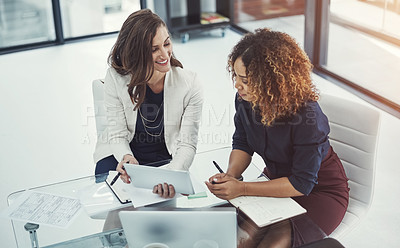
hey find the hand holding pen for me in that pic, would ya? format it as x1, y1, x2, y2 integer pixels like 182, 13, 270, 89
206, 161, 245, 200
111, 154, 138, 185
211, 161, 243, 184
211, 161, 225, 184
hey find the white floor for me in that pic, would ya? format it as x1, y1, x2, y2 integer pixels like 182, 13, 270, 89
0, 28, 399, 247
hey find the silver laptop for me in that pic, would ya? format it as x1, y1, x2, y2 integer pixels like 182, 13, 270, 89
119, 207, 237, 248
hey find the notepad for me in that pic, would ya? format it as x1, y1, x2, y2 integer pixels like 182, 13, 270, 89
228, 177, 306, 227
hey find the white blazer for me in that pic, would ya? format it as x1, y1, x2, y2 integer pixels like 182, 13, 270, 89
93, 66, 203, 171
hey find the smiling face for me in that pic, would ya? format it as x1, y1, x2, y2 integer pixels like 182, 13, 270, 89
233, 56, 254, 102
152, 25, 172, 75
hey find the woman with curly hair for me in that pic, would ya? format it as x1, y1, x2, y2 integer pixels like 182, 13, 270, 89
206, 29, 349, 247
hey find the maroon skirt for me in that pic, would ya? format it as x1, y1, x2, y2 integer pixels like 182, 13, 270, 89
264, 146, 350, 247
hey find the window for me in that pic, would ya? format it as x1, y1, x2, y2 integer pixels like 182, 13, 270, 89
326, 0, 400, 107
314, 0, 400, 114
0, 0, 141, 53
59, 0, 140, 39
0, 0, 55, 49
232, 0, 306, 46
233, 0, 400, 115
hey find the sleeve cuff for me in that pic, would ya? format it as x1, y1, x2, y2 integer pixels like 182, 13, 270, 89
288, 175, 315, 196
232, 144, 254, 156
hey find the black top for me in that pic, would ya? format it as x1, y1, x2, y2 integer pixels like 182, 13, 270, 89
130, 85, 172, 166
232, 94, 331, 195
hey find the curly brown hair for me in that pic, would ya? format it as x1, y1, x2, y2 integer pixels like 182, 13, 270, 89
228, 28, 319, 126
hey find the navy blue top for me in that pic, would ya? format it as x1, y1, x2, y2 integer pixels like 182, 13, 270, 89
232, 94, 331, 195
130, 85, 172, 166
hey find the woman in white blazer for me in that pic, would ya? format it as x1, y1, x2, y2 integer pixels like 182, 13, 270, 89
93, 9, 203, 198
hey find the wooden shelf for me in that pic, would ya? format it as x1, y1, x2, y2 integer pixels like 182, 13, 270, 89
157, 0, 233, 43
170, 16, 229, 32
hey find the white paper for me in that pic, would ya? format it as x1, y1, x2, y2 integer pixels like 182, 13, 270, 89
125, 184, 181, 208
190, 173, 207, 194
3, 190, 81, 228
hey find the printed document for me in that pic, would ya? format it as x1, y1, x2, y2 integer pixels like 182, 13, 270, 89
3, 190, 81, 228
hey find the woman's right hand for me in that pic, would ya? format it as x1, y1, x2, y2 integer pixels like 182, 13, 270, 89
117, 154, 138, 184
205, 173, 246, 200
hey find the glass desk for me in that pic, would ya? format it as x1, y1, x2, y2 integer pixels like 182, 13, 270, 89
8, 147, 326, 248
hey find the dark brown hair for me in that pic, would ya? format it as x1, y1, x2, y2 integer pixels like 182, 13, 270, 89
109, 9, 182, 109
228, 28, 319, 126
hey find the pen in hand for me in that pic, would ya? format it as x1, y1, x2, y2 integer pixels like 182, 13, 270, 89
110, 165, 125, 186
213, 161, 224, 173
212, 161, 225, 184
212, 160, 244, 182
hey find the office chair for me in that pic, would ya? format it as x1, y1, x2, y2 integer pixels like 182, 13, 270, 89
92, 79, 106, 135
298, 237, 345, 248
318, 94, 381, 238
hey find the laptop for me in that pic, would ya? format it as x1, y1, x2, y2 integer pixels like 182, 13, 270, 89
119, 207, 237, 248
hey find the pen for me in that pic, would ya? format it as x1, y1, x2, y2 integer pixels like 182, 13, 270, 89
212, 161, 244, 182
213, 161, 224, 173
110, 165, 125, 186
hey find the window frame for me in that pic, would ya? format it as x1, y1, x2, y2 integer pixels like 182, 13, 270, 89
0, 0, 147, 55
304, 0, 400, 118
1, 0, 399, 117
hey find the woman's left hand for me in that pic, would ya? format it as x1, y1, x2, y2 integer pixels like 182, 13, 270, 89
205, 173, 245, 200
153, 183, 176, 198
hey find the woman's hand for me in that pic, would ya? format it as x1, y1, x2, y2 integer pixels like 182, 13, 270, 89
153, 183, 176, 198
116, 154, 138, 184
205, 173, 246, 200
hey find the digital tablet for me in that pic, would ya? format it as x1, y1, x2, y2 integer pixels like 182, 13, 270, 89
105, 171, 131, 204
124, 164, 195, 195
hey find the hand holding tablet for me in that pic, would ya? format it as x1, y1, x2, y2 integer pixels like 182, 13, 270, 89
152, 182, 176, 198
124, 164, 196, 195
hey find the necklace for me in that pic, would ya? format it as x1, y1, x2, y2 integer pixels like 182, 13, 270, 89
140, 119, 164, 137
138, 103, 164, 137
140, 113, 164, 129
138, 102, 163, 122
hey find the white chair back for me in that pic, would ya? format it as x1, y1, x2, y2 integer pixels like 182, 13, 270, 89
319, 94, 380, 238
92, 79, 107, 135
